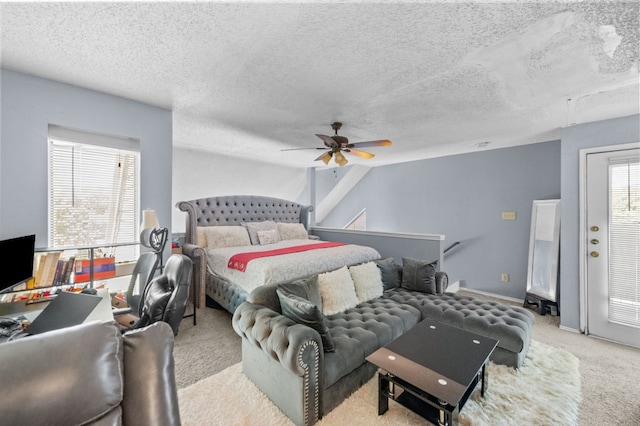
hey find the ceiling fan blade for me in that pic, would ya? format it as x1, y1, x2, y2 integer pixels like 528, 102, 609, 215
346, 148, 375, 159
316, 134, 338, 149
348, 139, 392, 148
281, 147, 327, 151
315, 151, 333, 165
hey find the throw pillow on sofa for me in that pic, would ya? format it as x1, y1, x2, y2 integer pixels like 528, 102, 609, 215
276, 288, 335, 352
279, 275, 323, 311
318, 266, 360, 315
401, 257, 437, 294
374, 257, 400, 290
349, 262, 383, 303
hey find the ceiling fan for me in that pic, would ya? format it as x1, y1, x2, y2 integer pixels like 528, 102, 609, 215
283, 122, 392, 166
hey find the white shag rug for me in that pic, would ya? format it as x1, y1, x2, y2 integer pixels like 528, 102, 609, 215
178, 340, 581, 425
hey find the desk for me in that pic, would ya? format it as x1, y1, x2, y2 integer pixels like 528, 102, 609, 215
0, 301, 47, 342
0, 298, 50, 319
1, 289, 118, 343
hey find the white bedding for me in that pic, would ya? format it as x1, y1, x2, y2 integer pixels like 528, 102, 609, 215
205, 239, 381, 293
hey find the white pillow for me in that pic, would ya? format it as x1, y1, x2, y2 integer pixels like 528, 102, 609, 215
277, 222, 309, 240
349, 262, 383, 303
203, 226, 251, 249
318, 266, 359, 316
257, 229, 281, 245
242, 221, 277, 245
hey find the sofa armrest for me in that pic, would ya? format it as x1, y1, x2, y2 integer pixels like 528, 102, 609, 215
122, 322, 181, 426
436, 271, 448, 294
232, 302, 324, 377
0, 322, 124, 425
181, 243, 206, 308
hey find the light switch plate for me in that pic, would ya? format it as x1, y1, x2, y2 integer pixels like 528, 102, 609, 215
502, 211, 516, 220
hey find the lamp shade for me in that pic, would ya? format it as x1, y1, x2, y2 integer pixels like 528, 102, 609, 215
141, 209, 159, 230
320, 152, 332, 165
334, 151, 348, 167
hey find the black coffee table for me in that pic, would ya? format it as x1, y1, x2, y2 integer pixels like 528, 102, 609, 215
366, 318, 498, 426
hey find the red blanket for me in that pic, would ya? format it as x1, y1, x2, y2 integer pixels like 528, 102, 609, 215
227, 241, 346, 272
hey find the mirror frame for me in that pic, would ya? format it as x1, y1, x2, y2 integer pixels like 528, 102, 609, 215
526, 199, 561, 302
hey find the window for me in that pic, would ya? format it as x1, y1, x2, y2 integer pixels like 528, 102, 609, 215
345, 209, 366, 230
609, 158, 639, 327
48, 125, 140, 262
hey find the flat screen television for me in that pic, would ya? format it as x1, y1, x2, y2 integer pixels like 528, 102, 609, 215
0, 234, 36, 293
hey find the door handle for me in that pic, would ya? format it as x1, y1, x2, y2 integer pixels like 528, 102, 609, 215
591, 239, 599, 245
590, 251, 600, 258
591, 226, 599, 232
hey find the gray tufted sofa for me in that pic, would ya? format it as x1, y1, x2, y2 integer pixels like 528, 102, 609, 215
383, 288, 534, 368
232, 269, 534, 426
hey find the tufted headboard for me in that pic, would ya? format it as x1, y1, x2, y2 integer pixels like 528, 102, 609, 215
176, 195, 314, 247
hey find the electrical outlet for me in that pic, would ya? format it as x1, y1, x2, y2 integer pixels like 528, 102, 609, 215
501, 273, 509, 282
502, 211, 516, 220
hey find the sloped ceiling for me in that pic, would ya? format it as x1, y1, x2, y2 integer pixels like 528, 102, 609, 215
1, 1, 638, 168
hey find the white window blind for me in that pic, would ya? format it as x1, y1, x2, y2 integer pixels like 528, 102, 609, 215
48, 125, 140, 262
609, 157, 640, 328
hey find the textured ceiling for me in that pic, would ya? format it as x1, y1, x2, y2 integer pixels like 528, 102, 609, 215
1, 1, 638, 168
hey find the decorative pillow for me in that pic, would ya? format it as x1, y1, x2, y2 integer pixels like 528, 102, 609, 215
401, 257, 437, 294
196, 226, 207, 248
276, 288, 335, 352
247, 283, 281, 313
374, 257, 400, 290
349, 262, 383, 303
257, 229, 281, 245
318, 266, 359, 316
202, 226, 251, 249
242, 221, 277, 245
279, 275, 322, 311
277, 222, 309, 240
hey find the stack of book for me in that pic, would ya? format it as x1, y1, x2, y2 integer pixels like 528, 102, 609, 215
33, 252, 76, 287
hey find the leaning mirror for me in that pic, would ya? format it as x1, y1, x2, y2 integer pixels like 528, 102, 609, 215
526, 200, 561, 307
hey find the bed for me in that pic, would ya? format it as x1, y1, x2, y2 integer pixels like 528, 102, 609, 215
176, 195, 381, 313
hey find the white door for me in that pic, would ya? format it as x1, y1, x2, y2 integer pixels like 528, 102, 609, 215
586, 147, 640, 348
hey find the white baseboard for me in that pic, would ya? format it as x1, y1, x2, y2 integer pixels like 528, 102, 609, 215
559, 325, 580, 334
456, 287, 524, 305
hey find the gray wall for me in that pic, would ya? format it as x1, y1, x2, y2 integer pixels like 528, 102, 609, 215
0, 69, 172, 257
317, 140, 562, 300
560, 114, 640, 331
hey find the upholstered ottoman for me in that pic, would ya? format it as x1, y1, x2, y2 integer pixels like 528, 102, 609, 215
382, 289, 535, 368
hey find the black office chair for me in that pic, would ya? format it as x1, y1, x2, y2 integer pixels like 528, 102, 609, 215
132, 254, 193, 336
121, 227, 167, 315
124, 252, 159, 316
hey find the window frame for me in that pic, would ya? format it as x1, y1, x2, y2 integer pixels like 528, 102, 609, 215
47, 124, 141, 264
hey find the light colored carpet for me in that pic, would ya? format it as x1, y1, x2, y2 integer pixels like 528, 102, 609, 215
178, 340, 580, 426
173, 306, 240, 389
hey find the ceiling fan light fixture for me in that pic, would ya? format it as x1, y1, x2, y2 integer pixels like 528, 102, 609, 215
334, 151, 348, 166
320, 152, 332, 165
